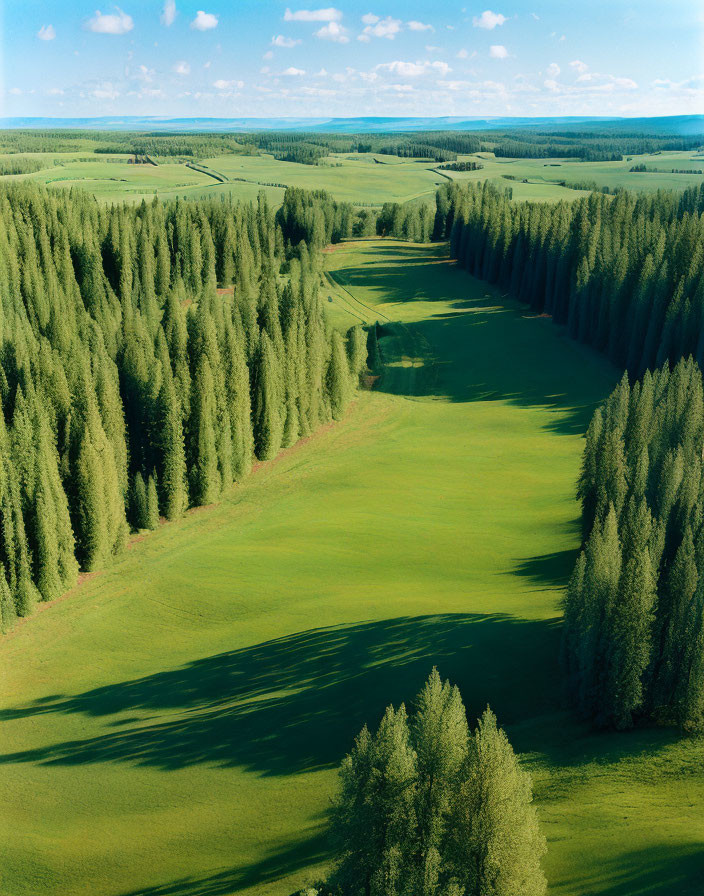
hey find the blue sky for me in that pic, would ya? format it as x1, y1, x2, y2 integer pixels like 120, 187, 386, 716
1, 0, 702, 118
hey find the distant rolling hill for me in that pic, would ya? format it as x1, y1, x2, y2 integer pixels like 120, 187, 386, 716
1, 115, 703, 135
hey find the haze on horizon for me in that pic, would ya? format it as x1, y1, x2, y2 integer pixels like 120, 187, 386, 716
1, 0, 702, 121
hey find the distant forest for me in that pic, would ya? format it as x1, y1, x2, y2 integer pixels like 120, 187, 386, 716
1, 126, 701, 165
0, 183, 366, 630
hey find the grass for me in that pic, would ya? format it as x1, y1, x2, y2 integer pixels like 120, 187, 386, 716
3, 148, 701, 205
444, 150, 704, 198
2, 240, 704, 896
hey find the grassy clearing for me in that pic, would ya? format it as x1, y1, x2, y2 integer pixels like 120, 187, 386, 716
445, 150, 704, 197
1, 240, 703, 896
5, 148, 701, 205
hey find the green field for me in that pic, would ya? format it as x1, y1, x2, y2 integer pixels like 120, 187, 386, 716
2, 147, 702, 206
443, 149, 704, 197
2, 239, 702, 896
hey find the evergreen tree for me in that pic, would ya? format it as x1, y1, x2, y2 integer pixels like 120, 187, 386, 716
331, 672, 546, 896
446, 708, 547, 896
328, 329, 352, 421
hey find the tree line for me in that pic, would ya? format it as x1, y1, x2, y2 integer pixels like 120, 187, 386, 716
439, 180, 704, 376
563, 359, 704, 732
0, 182, 366, 631
485, 129, 702, 161
307, 669, 546, 896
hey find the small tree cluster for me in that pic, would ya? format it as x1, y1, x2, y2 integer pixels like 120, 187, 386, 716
328, 669, 546, 896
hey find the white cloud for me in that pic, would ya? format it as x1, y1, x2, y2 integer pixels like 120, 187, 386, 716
214, 79, 244, 89
546, 62, 560, 77
135, 64, 155, 81
473, 10, 506, 30
85, 8, 134, 35
489, 44, 508, 58
272, 34, 301, 47
408, 20, 433, 32
283, 66, 306, 75
544, 79, 558, 91
315, 21, 349, 41
92, 82, 120, 99
360, 15, 402, 39
570, 59, 588, 73
438, 80, 472, 91
173, 60, 191, 75
37, 24, 56, 41
300, 86, 336, 96
263, 50, 274, 59
376, 59, 450, 77
47, 87, 64, 95
161, 0, 176, 26
456, 47, 469, 58
284, 7, 342, 22
8, 88, 22, 96
361, 13, 379, 25
191, 10, 218, 30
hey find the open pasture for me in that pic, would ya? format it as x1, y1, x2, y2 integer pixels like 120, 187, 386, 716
1, 146, 699, 206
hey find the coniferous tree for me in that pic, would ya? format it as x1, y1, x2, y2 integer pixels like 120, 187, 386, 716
0, 181, 358, 624
328, 329, 352, 421
564, 358, 704, 731
446, 708, 546, 896
330, 671, 546, 896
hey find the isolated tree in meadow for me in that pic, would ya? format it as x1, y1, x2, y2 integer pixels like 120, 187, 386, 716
367, 324, 383, 372
346, 324, 369, 382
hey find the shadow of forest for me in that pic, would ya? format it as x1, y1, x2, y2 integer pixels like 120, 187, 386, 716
0, 614, 561, 775
335, 243, 617, 436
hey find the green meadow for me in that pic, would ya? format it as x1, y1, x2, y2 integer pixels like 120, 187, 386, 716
2, 239, 702, 896
442, 149, 704, 197
2, 147, 702, 205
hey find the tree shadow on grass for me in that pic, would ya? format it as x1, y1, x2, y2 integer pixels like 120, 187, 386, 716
557, 843, 704, 896
340, 243, 617, 436
377, 305, 615, 435
0, 613, 561, 775
512, 544, 582, 592
116, 829, 328, 896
